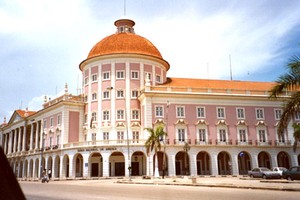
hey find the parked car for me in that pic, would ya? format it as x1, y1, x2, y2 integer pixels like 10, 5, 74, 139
282, 166, 300, 181
271, 167, 287, 177
248, 167, 281, 179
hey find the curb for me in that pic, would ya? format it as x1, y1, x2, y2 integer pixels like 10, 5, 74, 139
116, 180, 300, 192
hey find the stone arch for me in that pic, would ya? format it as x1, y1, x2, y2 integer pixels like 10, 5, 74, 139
217, 151, 231, 175
238, 151, 251, 175
175, 151, 190, 175
132, 151, 148, 176
258, 151, 271, 168
54, 155, 60, 178
196, 151, 211, 175
109, 151, 125, 176
74, 153, 84, 177
62, 154, 69, 178
277, 151, 290, 169
89, 152, 103, 177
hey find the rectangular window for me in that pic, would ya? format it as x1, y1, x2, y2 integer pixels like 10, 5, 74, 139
56, 135, 60, 145
117, 90, 124, 98
259, 130, 266, 142
92, 133, 96, 142
176, 106, 185, 117
198, 129, 206, 142
84, 77, 88, 85
217, 107, 225, 118
155, 106, 163, 117
92, 93, 97, 100
92, 112, 97, 122
178, 129, 185, 142
237, 108, 245, 119
239, 129, 246, 142
197, 107, 205, 118
117, 131, 124, 143
103, 111, 110, 121
131, 71, 139, 79
84, 114, 87, 123
92, 74, 97, 82
49, 137, 53, 147
103, 72, 110, 80
132, 131, 139, 143
103, 91, 110, 99
116, 71, 124, 79
132, 110, 139, 120
256, 108, 264, 119
57, 115, 61, 125
275, 109, 282, 120
117, 110, 124, 120
131, 90, 139, 98
156, 75, 161, 83
43, 120, 47, 129
50, 118, 54, 127
219, 129, 226, 142
103, 132, 109, 140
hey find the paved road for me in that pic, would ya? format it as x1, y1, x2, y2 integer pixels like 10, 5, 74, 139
20, 180, 299, 200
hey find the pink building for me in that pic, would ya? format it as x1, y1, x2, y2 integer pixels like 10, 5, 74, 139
1, 18, 299, 180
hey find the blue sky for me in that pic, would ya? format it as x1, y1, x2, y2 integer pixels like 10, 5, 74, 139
1, 0, 300, 122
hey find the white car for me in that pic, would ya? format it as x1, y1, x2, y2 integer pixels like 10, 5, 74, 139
272, 167, 288, 176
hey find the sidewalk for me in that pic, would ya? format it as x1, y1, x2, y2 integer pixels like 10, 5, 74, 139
116, 176, 300, 192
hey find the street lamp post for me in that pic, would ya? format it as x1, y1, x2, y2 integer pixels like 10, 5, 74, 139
107, 87, 131, 179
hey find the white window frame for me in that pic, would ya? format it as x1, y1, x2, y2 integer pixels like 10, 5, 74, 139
217, 107, 225, 119
92, 93, 97, 100
156, 75, 161, 83
117, 110, 124, 120
57, 115, 61, 125
116, 70, 125, 79
103, 91, 110, 99
92, 74, 97, 82
256, 108, 264, 120
131, 90, 139, 98
103, 110, 110, 121
103, 72, 110, 80
132, 131, 139, 143
116, 90, 124, 98
258, 129, 266, 142
103, 132, 109, 140
50, 117, 54, 127
92, 112, 97, 122
239, 129, 247, 142
131, 71, 139, 79
178, 128, 185, 142
196, 106, 205, 118
198, 128, 206, 142
117, 131, 124, 143
176, 106, 185, 118
132, 110, 139, 120
155, 106, 164, 117
274, 109, 282, 120
219, 129, 227, 142
236, 107, 245, 119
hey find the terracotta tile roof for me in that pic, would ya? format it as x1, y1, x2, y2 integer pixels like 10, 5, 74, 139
15, 109, 36, 118
163, 77, 276, 91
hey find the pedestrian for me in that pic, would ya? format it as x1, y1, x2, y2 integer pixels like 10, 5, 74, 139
48, 169, 52, 180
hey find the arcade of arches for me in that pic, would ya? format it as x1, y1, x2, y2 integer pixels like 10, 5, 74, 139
9, 150, 300, 179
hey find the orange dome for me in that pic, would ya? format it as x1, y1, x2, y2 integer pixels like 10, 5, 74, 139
87, 32, 163, 59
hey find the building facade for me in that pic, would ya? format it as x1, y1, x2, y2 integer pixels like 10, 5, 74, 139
1, 18, 300, 180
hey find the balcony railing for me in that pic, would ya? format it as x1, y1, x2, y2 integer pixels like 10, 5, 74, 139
173, 139, 191, 145
215, 139, 232, 145
63, 139, 147, 148
255, 140, 272, 146
194, 139, 212, 145
236, 140, 253, 145
275, 140, 292, 146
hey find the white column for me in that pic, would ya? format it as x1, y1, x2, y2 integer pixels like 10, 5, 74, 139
8, 131, 12, 154
82, 152, 89, 178
231, 152, 239, 175
3, 133, 7, 154
22, 126, 26, 151
30, 123, 34, 150
190, 153, 197, 176
211, 154, 218, 176
59, 155, 64, 178
17, 128, 21, 152
168, 154, 176, 177
13, 130, 17, 153
35, 123, 39, 149
102, 152, 110, 177
68, 154, 74, 178
251, 154, 258, 168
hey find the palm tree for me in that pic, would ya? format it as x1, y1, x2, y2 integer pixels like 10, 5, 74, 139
269, 54, 300, 151
144, 125, 167, 177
